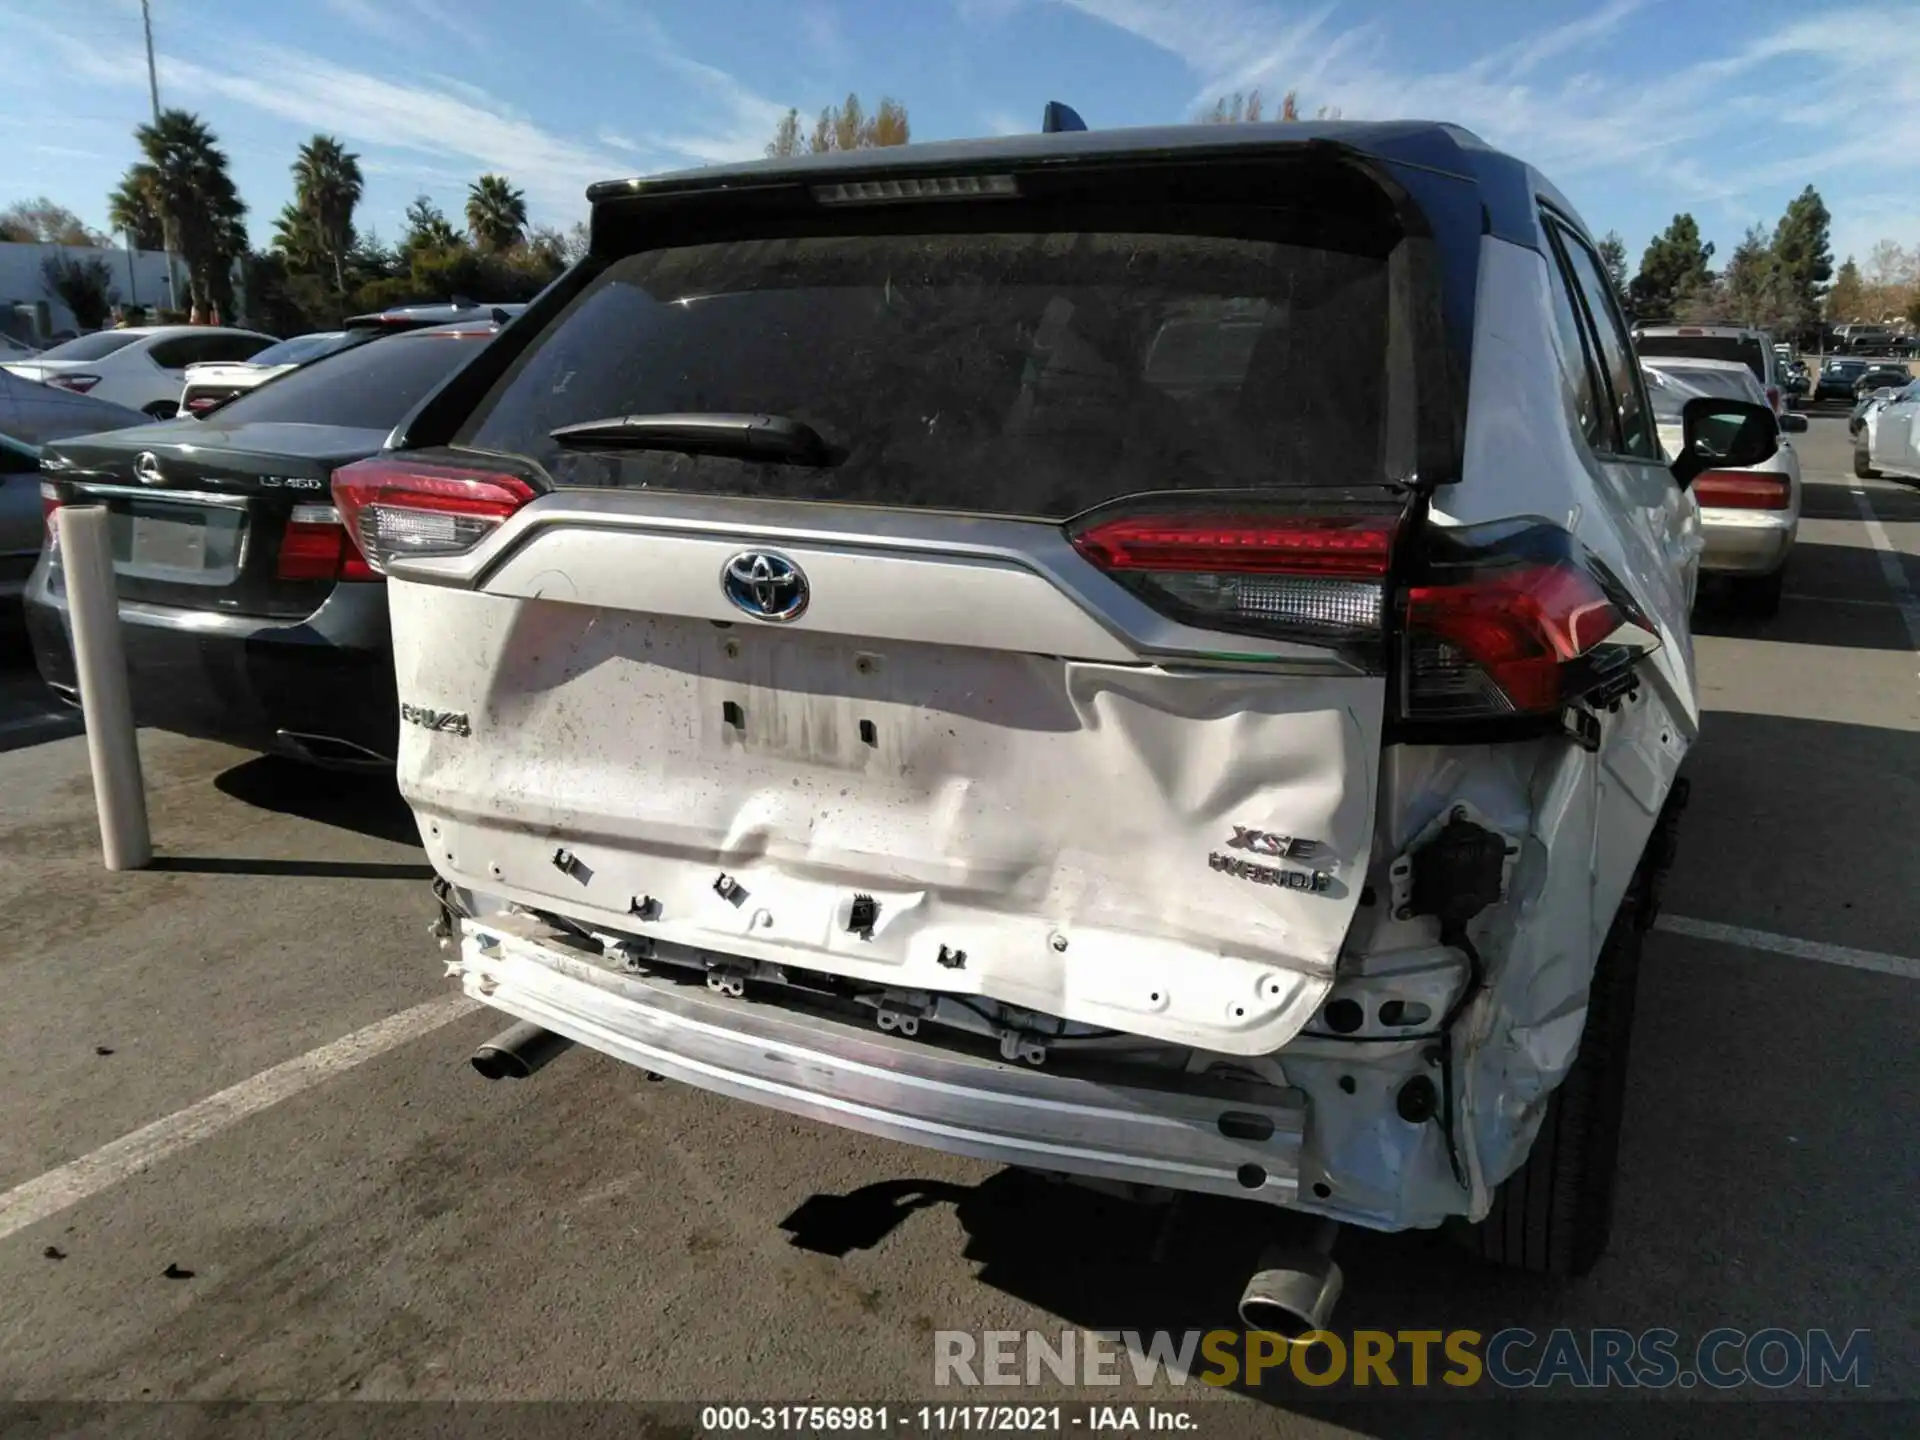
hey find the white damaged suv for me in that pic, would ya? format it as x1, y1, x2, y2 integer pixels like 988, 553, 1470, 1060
334, 122, 1779, 1320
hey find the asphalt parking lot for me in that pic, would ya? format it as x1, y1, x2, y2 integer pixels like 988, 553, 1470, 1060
0, 414, 1914, 1432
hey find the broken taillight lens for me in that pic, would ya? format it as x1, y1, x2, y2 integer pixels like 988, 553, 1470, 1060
276, 503, 377, 581
330, 459, 536, 573
1068, 506, 1400, 648
1690, 469, 1791, 511
1400, 520, 1656, 718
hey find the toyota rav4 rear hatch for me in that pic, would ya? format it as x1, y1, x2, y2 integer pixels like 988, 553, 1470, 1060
352, 147, 1462, 1055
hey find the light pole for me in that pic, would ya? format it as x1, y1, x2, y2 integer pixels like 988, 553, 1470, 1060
141, 0, 181, 315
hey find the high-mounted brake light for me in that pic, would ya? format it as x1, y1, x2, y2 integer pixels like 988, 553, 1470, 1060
813, 174, 1019, 206
276, 503, 376, 581
330, 458, 536, 573
1690, 470, 1791, 511
46, 374, 100, 394
1400, 521, 1655, 719
1070, 509, 1400, 647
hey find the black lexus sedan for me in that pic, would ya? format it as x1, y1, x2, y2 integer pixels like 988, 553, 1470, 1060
24, 318, 502, 767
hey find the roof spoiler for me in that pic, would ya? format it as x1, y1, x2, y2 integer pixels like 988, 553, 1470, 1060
1041, 101, 1087, 134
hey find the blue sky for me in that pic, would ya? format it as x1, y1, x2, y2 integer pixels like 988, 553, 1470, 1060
3, 0, 1916, 275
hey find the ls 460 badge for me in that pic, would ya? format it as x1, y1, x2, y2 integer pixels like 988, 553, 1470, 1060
400, 704, 471, 737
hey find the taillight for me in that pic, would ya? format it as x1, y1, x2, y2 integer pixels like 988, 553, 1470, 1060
276, 503, 376, 581
47, 374, 100, 394
330, 459, 536, 574
184, 394, 225, 415
1068, 507, 1399, 647
1400, 520, 1655, 719
41, 482, 63, 542
1691, 470, 1791, 511
1766, 385, 1782, 414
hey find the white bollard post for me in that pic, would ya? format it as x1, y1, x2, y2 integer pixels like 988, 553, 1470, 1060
58, 504, 152, 871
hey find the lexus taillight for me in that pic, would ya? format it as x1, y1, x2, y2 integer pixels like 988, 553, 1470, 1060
1068, 508, 1399, 647
277, 503, 376, 581
1400, 520, 1655, 718
1691, 470, 1791, 510
330, 459, 536, 573
47, 374, 100, 394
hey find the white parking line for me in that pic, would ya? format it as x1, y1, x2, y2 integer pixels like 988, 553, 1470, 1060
1655, 914, 1920, 981
1848, 486, 1920, 651
0, 993, 478, 1244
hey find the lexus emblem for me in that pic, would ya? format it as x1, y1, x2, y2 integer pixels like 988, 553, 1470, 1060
721, 550, 808, 622
133, 451, 164, 486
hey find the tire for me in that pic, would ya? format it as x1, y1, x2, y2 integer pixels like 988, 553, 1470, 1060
1732, 566, 1785, 619
143, 400, 179, 420
1853, 444, 1879, 480
1454, 867, 1651, 1278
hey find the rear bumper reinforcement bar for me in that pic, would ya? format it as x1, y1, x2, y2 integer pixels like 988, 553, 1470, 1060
452, 919, 1307, 1206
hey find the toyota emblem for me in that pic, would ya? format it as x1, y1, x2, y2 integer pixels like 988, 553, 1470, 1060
720, 550, 808, 622
134, 451, 164, 486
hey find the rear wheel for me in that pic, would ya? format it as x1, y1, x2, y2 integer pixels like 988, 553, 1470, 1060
1453, 838, 1664, 1278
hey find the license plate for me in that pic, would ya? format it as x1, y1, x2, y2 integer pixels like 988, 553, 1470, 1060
129, 511, 209, 571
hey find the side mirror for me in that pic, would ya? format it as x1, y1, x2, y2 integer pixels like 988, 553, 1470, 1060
1780, 412, 1808, 434
1670, 396, 1779, 489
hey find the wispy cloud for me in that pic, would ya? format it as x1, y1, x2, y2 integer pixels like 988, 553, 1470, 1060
1051, 0, 1920, 239
4, 8, 625, 216
597, 128, 643, 153
320, 0, 484, 52
981, 108, 1029, 137
579, 0, 794, 166
799, 2, 853, 70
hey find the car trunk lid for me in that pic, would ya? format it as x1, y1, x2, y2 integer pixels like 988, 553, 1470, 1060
41, 420, 387, 618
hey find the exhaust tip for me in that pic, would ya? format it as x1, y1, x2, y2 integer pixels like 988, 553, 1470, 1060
1238, 1249, 1344, 1338
470, 1021, 574, 1081
470, 1044, 532, 1080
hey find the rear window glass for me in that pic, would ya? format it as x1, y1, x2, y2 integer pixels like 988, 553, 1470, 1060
456, 230, 1399, 517
36, 331, 143, 362
249, 332, 358, 367
213, 332, 490, 430
1635, 334, 1768, 384
1646, 365, 1761, 405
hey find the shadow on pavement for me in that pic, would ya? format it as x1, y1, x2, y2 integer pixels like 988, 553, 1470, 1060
1691, 565, 1914, 650
1799, 479, 1920, 523
213, 754, 420, 847
147, 855, 435, 880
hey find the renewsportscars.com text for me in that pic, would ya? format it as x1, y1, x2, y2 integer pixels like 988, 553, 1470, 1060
934, 1327, 1872, 1391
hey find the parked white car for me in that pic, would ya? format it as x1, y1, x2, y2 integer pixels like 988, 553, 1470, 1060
1634, 323, 1787, 414
2, 326, 276, 418
1854, 378, 1920, 481
333, 124, 1781, 1323
176, 330, 358, 416
1644, 357, 1804, 616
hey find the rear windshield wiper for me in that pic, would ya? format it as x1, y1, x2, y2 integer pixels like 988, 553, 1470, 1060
549, 412, 833, 465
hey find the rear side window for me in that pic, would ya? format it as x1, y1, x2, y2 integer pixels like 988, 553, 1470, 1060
1542, 242, 1608, 449
1552, 223, 1659, 461
457, 228, 1404, 518
213, 333, 490, 429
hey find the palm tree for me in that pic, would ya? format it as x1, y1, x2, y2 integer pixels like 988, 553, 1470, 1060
465, 174, 527, 253
106, 167, 165, 250
134, 109, 248, 317
402, 193, 463, 255
292, 135, 364, 294
271, 203, 327, 273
